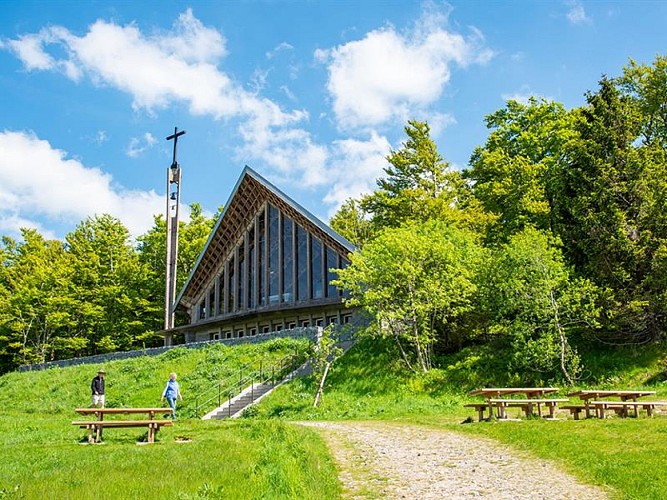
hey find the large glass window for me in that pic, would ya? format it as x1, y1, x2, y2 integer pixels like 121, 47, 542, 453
258, 210, 265, 306
247, 225, 255, 309
217, 270, 225, 315
208, 286, 215, 318
227, 255, 235, 312
311, 236, 323, 299
296, 224, 308, 301
326, 247, 339, 298
268, 204, 279, 304
282, 215, 293, 302
237, 241, 245, 310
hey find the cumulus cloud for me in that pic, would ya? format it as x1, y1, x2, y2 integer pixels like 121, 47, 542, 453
565, 0, 590, 25
0, 130, 163, 238
316, 5, 493, 130
4, 9, 316, 180
322, 131, 391, 216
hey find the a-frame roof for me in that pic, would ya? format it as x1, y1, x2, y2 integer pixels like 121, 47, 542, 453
175, 166, 356, 310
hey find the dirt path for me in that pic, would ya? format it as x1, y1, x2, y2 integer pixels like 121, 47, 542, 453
298, 421, 609, 499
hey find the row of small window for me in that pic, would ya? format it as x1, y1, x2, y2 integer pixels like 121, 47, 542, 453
208, 314, 352, 340
195, 203, 349, 322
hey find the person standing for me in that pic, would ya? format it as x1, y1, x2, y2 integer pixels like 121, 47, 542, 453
161, 372, 183, 419
91, 369, 106, 408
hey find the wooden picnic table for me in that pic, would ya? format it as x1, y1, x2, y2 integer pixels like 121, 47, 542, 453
73, 407, 173, 443
566, 390, 658, 419
466, 388, 562, 421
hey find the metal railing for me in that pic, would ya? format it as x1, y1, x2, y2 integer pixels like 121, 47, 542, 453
193, 350, 307, 418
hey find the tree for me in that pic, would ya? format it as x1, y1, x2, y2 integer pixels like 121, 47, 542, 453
480, 227, 600, 383
329, 198, 372, 248
334, 220, 484, 372
360, 120, 468, 232
466, 98, 578, 242
553, 75, 667, 341
66, 214, 158, 353
0, 230, 74, 368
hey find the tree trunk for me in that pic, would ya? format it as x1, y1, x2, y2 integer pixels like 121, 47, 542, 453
313, 361, 331, 407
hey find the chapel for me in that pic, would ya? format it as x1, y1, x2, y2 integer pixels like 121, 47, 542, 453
162, 166, 357, 345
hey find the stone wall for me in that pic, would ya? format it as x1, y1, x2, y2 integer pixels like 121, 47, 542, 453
18, 327, 322, 372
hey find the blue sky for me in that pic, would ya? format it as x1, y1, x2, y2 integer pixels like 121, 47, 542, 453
1, 0, 666, 240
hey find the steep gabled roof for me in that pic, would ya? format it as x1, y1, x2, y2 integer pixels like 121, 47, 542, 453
175, 166, 356, 310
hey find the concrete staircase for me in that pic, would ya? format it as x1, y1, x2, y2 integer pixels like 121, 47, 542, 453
201, 330, 358, 420
203, 361, 310, 420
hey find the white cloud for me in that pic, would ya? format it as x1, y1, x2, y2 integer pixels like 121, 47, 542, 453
126, 132, 157, 158
0, 130, 163, 238
317, 5, 493, 130
8, 33, 55, 70
4, 9, 322, 190
565, 0, 590, 25
266, 42, 293, 59
322, 131, 391, 216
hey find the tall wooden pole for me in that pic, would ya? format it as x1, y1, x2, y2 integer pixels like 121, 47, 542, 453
164, 127, 185, 345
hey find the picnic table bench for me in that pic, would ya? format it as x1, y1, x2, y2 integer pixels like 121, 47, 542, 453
566, 390, 662, 419
467, 388, 562, 421
73, 407, 174, 443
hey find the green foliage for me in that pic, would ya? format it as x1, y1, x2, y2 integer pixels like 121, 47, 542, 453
479, 227, 600, 383
335, 220, 485, 372
466, 98, 578, 242
329, 198, 372, 248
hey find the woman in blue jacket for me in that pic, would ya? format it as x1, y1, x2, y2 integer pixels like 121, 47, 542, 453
160, 372, 183, 419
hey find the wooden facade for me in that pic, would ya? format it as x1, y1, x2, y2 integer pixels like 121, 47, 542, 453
162, 167, 357, 345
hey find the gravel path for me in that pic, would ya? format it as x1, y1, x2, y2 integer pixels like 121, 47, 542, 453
299, 421, 609, 499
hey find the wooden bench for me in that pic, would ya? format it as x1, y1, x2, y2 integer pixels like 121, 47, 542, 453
488, 398, 569, 419
72, 419, 173, 444
464, 403, 489, 422
588, 401, 667, 419
561, 405, 587, 420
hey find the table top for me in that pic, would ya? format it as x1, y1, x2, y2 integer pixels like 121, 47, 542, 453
469, 387, 560, 397
75, 407, 170, 415
566, 390, 656, 400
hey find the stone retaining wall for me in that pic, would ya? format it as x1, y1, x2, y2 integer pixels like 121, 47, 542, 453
18, 327, 321, 372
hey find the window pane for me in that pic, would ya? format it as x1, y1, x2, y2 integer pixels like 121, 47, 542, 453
258, 210, 265, 306
227, 255, 235, 312
247, 225, 255, 309
282, 216, 293, 302
238, 241, 245, 310
217, 270, 225, 315
297, 224, 308, 301
326, 247, 338, 298
311, 236, 323, 299
268, 204, 279, 304
208, 286, 215, 318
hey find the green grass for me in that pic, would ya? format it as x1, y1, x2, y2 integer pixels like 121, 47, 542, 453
3, 333, 667, 499
257, 336, 667, 499
0, 415, 339, 499
0, 338, 341, 499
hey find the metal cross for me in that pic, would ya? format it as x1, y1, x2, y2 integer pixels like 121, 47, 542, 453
166, 127, 186, 167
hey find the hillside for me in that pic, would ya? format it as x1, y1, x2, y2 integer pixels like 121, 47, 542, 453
2, 334, 667, 498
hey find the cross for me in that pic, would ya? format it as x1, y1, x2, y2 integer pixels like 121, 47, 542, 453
166, 127, 186, 167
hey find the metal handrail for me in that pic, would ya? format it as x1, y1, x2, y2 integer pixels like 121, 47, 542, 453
194, 350, 306, 418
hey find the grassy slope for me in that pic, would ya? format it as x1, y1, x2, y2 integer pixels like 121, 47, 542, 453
3, 334, 667, 499
259, 336, 667, 500
0, 338, 340, 500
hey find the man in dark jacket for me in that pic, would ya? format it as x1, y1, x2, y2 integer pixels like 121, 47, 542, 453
91, 369, 106, 408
